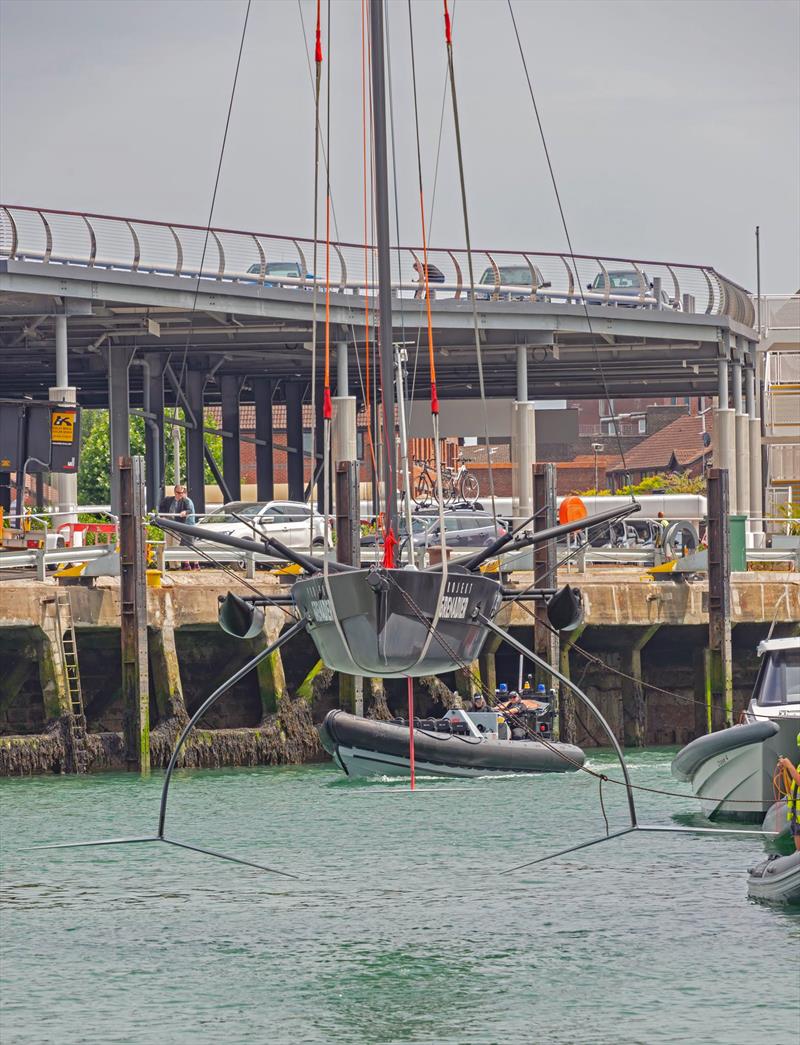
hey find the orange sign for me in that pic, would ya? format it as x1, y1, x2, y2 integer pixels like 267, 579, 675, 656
51, 410, 76, 444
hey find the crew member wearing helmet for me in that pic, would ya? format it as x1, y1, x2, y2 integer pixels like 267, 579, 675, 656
469, 692, 489, 712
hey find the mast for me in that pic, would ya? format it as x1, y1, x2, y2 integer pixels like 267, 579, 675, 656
369, 0, 398, 539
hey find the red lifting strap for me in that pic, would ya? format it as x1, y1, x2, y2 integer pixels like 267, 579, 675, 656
443, 0, 452, 45
382, 527, 398, 568
315, 0, 323, 63
323, 386, 332, 421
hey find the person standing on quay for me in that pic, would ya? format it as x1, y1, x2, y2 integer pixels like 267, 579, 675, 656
158, 484, 198, 570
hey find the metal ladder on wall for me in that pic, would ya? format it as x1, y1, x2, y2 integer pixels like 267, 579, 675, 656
52, 588, 88, 772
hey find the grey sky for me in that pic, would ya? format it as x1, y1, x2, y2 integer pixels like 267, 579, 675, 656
1, 0, 798, 292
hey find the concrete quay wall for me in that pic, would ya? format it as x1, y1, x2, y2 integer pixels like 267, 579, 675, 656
0, 571, 797, 774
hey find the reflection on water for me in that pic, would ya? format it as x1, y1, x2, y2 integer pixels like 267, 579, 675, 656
1, 751, 798, 1045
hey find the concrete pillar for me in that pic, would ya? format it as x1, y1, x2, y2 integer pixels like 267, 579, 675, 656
185, 370, 206, 514
332, 397, 357, 466
745, 364, 763, 535
512, 402, 535, 524
49, 313, 79, 521
149, 622, 188, 724
512, 345, 534, 525
220, 375, 242, 501
713, 358, 736, 512
252, 378, 274, 501
732, 354, 750, 518
285, 380, 304, 501
455, 660, 481, 701
337, 341, 349, 397
621, 624, 660, 747
108, 346, 132, 518
255, 631, 288, 715
37, 623, 71, 721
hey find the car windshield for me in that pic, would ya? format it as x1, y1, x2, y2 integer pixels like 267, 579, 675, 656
756, 649, 800, 706
479, 266, 532, 286
199, 502, 262, 524
246, 262, 302, 277
593, 270, 644, 290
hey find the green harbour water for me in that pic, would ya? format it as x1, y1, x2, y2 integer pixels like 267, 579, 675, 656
1, 750, 798, 1045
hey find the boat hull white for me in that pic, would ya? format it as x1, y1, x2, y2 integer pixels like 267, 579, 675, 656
672, 717, 799, 822
335, 744, 545, 780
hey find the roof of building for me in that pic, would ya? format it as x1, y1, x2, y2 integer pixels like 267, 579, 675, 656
607, 412, 713, 473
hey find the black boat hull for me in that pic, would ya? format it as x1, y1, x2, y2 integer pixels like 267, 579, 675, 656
319, 709, 585, 778
293, 566, 502, 678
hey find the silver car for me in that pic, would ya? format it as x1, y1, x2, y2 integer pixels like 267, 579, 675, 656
196, 500, 329, 550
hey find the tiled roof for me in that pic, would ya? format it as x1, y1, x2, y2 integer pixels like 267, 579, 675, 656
558, 453, 622, 471
607, 413, 713, 473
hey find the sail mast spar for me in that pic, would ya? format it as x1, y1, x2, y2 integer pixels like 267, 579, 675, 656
369, 0, 399, 556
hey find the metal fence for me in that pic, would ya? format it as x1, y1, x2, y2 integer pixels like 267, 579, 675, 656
0, 204, 755, 326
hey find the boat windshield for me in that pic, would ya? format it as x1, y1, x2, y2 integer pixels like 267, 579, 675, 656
755, 649, 800, 706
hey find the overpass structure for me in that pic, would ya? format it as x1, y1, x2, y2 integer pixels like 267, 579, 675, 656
0, 204, 761, 523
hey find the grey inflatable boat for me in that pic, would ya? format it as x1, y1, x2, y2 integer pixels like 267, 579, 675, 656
747, 850, 800, 903
319, 708, 585, 779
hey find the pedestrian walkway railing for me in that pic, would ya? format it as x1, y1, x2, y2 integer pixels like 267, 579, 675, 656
0, 204, 755, 326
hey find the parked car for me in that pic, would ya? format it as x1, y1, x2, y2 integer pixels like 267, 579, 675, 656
246, 261, 313, 286
407, 510, 506, 554
587, 269, 676, 309
196, 500, 328, 550
477, 264, 536, 301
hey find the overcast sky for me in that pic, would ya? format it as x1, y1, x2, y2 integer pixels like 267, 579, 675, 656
1, 0, 797, 292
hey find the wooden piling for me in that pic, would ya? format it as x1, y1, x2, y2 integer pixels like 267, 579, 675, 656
707, 468, 733, 730
119, 455, 150, 772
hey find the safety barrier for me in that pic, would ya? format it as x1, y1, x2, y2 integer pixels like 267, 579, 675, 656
0, 204, 755, 326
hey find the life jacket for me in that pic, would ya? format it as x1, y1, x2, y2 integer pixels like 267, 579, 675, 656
787, 734, 800, 824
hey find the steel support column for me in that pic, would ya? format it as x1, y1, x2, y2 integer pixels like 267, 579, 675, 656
185, 370, 206, 514
252, 377, 274, 501
49, 312, 78, 520
220, 375, 242, 502
144, 354, 165, 511
108, 345, 132, 518
285, 380, 304, 502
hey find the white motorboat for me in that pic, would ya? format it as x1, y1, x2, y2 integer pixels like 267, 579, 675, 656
671, 636, 800, 822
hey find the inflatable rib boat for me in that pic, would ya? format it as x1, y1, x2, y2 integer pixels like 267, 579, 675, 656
747, 851, 800, 903
319, 708, 585, 779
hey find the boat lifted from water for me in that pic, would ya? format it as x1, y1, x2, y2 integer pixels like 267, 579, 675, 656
319, 706, 585, 779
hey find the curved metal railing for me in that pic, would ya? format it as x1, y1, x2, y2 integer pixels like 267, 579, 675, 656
0, 204, 755, 326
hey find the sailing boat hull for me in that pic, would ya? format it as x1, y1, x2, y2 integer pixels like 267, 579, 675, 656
292, 566, 502, 678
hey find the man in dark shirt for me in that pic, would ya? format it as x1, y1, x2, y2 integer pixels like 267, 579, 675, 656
158, 485, 198, 569
413, 259, 445, 300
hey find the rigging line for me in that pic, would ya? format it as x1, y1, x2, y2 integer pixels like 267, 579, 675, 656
177, 0, 251, 393
381, 569, 775, 805
183, 543, 297, 620
308, 0, 323, 542
506, 0, 631, 485
360, 0, 379, 491
408, 0, 455, 421
442, 0, 498, 529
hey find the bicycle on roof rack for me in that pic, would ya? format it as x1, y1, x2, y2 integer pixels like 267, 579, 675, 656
412, 455, 480, 508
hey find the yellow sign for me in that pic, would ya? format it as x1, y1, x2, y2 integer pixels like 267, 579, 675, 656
51, 410, 76, 444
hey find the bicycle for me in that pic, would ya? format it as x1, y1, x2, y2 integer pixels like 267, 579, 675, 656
412, 456, 480, 507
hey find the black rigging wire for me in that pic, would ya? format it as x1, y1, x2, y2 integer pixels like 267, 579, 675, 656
176, 0, 252, 394
506, 0, 632, 487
